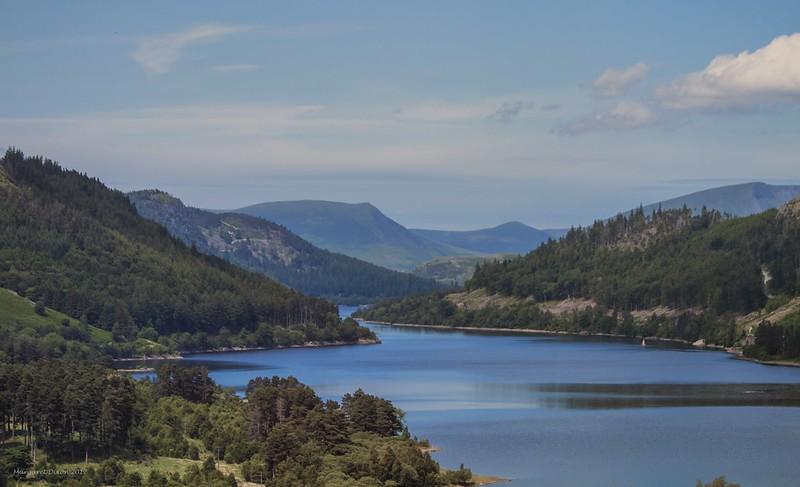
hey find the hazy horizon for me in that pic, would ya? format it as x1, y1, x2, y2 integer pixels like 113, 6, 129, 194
125, 179, 800, 231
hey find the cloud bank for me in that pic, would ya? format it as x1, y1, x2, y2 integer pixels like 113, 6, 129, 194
656, 33, 800, 110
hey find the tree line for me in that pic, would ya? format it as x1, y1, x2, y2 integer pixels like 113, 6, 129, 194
0, 360, 476, 486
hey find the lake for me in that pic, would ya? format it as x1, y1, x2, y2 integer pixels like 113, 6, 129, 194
142, 306, 800, 487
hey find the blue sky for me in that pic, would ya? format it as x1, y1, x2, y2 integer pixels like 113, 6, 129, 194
2, 1, 799, 228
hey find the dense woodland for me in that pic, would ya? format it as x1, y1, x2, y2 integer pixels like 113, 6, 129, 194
128, 190, 440, 305
360, 205, 800, 356
0, 361, 474, 486
0, 149, 375, 357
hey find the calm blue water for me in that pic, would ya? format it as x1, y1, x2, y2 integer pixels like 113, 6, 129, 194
141, 306, 800, 487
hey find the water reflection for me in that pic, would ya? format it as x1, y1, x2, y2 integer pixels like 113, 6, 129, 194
475, 382, 800, 409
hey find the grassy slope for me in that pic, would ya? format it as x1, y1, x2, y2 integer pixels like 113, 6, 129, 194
0, 287, 111, 343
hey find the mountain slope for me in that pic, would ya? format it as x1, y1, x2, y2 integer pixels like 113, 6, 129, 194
410, 221, 552, 255
360, 202, 800, 351
230, 200, 472, 270
640, 182, 800, 217
129, 190, 440, 304
0, 149, 373, 357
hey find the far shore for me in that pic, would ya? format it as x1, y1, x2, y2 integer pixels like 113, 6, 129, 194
359, 319, 800, 369
113, 337, 380, 368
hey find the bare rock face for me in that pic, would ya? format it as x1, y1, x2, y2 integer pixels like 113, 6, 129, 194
778, 197, 800, 220
692, 339, 706, 348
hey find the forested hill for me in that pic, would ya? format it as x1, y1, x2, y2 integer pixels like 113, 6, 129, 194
470, 206, 766, 313
128, 190, 440, 304
0, 149, 374, 358
360, 203, 800, 358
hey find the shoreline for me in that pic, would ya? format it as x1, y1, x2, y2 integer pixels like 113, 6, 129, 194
359, 319, 800, 368
113, 337, 380, 369
361, 319, 708, 345
424, 446, 508, 486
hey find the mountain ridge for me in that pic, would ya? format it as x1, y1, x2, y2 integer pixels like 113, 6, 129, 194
638, 182, 800, 217
410, 221, 552, 255
229, 199, 474, 271
129, 190, 440, 303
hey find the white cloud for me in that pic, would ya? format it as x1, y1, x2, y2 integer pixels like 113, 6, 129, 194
593, 62, 649, 96
656, 33, 800, 110
131, 23, 252, 76
561, 101, 656, 135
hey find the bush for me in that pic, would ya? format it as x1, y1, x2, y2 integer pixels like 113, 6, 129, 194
99, 458, 125, 485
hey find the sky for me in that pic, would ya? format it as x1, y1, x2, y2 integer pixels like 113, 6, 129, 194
1, 1, 799, 229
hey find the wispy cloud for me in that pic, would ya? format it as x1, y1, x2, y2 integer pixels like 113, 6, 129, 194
392, 101, 493, 122
488, 100, 536, 123
393, 97, 540, 123
0, 102, 598, 183
130, 23, 376, 77
593, 62, 649, 97
131, 23, 253, 76
655, 33, 800, 110
560, 101, 656, 135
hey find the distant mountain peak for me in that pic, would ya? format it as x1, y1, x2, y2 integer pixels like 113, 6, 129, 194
230, 199, 467, 270
493, 221, 530, 229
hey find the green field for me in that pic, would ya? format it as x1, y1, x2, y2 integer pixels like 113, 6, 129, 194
0, 288, 111, 343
